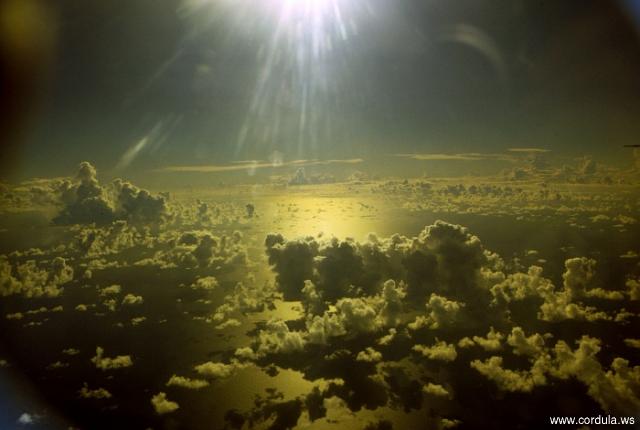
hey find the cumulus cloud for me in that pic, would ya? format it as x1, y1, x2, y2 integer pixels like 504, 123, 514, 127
131, 316, 146, 326
137, 231, 248, 269
7, 305, 62, 321
413, 340, 457, 362
550, 336, 640, 414
471, 333, 640, 414
215, 318, 241, 330
3, 146, 640, 430
423, 383, 450, 398
333, 297, 380, 334
190, 276, 218, 290
265, 233, 317, 301
234, 347, 259, 361
490, 266, 553, 306
194, 361, 244, 379
112, 179, 167, 223
471, 327, 504, 351
102, 298, 117, 312
305, 284, 407, 346
538, 291, 611, 322
471, 356, 546, 392
151, 392, 179, 415
457, 337, 476, 349
490, 259, 620, 322
121, 293, 143, 306
232, 280, 405, 357
91, 347, 133, 370
624, 339, 640, 349
47, 361, 69, 370
3, 181, 639, 428
377, 279, 406, 327
356, 347, 383, 363
166, 375, 209, 389
409, 294, 463, 330
99, 284, 121, 297
54, 162, 167, 225
266, 221, 489, 306
214, 280, 279, 321
506, 327, 547, 357
74, 221, 152, 258
253, 319, 306, 356
0, 256, 73, 298
301, 279, 325, 315
377, 328, 400, 346
78, 383, 112, 399
54, 162, 116, 225
305, 312, 347, 345
626, 278, 640, 300
562, 257, 605, 300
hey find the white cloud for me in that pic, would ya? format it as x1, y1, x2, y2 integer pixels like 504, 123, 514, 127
409, 294, 463, 330
0, 256, 73, 298
91, 347, 133, 370
306, 312, 347, 345
99, 284, 122, 297
471, 327, 503, 351
194, 361, 243, 379
215, 318, 241, 330
254, 319, 306, 356
121, 293, 143, 306
377, 328, 399, 346
624, 339, 640, 349
413, 340, 457, 362
356, 347, 382, 363
334, 297, 380, 334
471, 334, 640, 414
626, 278, 640, 300
78, 383, 112, 399
190, 276, 218, 290
166, 374, 209, 389
17, 413, 36, 425
151, 392, 179, 415
471, 356, 545, 392
551, 336, 640, 414
54, 162, 168, 225
507, 327, 547, 357
423, 383, 450, 397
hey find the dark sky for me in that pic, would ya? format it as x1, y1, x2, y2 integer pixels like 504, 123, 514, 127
12, 0, 640, 178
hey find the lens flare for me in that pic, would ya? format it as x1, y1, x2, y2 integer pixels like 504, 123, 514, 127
182, 0, 371, 159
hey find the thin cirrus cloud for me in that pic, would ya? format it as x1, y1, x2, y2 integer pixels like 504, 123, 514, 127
393, 153, 514, 161
157, 158, 364, 173
507, 148, 551, 153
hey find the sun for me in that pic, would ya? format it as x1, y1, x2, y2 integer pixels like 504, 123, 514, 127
180, 0, 369, 158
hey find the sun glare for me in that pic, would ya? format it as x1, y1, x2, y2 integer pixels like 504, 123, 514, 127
193, 0, 369, 158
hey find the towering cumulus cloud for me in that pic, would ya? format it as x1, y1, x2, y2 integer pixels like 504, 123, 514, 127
54, 162, 167, 225
265, 221, 492, 310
